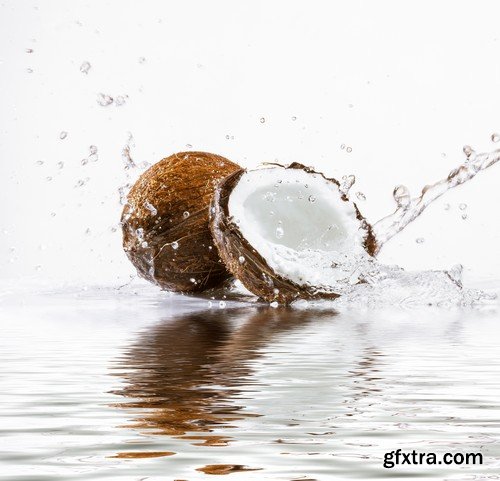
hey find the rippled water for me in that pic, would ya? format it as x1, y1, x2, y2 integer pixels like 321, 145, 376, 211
1, 284, 500, 480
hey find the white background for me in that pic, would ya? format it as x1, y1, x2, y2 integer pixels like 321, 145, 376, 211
1, 0, 500, 286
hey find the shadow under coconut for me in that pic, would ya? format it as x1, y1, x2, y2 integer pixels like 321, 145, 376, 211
110, 307, 336, 451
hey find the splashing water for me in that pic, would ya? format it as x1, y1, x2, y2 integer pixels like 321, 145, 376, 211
372, 146, 500, 253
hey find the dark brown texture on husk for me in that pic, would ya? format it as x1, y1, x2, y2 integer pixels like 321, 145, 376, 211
210, 163, 377, 304
122, 151, 239, 292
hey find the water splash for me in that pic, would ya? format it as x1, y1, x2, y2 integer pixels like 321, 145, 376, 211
372, 146, 500, 253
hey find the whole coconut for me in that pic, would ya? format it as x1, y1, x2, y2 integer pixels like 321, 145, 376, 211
122, 151, 240, 292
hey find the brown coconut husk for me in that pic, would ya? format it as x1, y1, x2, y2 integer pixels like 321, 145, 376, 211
122, 151, 240, 292
210, 163, 377, 304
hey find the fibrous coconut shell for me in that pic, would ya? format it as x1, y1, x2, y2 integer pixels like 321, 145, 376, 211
122, 151, 240, 292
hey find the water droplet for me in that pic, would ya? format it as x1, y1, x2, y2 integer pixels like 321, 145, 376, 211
444, 203, 451, 210
190, 278, 196, 283
340, 175, 356, 195
135, 228, 144, 241
115, 95, 126, 106
138, 56, 146, 64
459, 203, 467, 210
46, 176, 53, 182
75, 178, 89, 187
393, 185, 411, 208
25, 48, 33, 53
491, 133, 500, 143
97, 93, 113, 106
355, 191, 366, 201
270, 301, 279, 308
340, 144, 345, 150
308, 195, 316, 203
85, 227, 91, 235
56, 161, 64, 169
171, 241, 179, 250
291, 116, 297, 121
141, 241, 148, 248
207, 301, 213, 308
415, 237, 425, 244
461, 213, 468, 220
81, 158, 89, 166
183, 211, 190, 219
89, 145, 98, 155
219, 300, 226, 308
275, 225, 284, 239
26, 68, 33, 73
463, 145, 474, 159
80, 61, 91, 74
185, 144, 192, 149
59, 131, 67, 140
346, 146, 352, 153
35, 265, 42, 271
50, 212, 56, 217
238, 256, 245, 264
36, 160, 44, 166
260, 117, 265, 123
143, 201, 157, 216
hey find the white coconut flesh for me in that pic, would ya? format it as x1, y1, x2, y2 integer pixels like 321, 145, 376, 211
228, 167, 372, 293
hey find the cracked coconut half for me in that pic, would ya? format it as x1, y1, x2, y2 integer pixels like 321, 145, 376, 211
210, 163, 377, 304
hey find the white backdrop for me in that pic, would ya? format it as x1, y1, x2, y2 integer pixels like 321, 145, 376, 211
1, 0, 500, 286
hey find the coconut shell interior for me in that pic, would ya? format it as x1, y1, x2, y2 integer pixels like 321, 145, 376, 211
210, 163, 377, 304
122, 151, 240, 292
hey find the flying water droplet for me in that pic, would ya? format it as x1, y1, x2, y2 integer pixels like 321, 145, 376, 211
291, 116, 297, 121
115, 95, 126, 106
59, 131, 67, 140
138, 56, 146, 64
97, 93, 113, 106
459, 203, 467, 210
56, 161, 64, 169
461, 213, 468, 220
308, 195, 316, 203
415, 237, 425, 244
171, 241, 179, 250
393, 185, 411, 208
183, 211, 190, 219
141, 241, 148, 248
36, 160, 44, 166
260, 117, 265, 123
238, 256, 245, 264
355, 191, 366, 201
340, 144, 345, 150
25, 48, 34, 53
340, 175, 356, 195
275, 224, 284, 239
444, 203, 451, 210
270, 301, 279, 308
80, 61, 91, 74
491, 133, 500, 143
219, 300, 226, 308
346, 146, 352, 153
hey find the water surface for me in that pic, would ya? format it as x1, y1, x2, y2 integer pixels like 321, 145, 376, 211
1, 285, 500, 480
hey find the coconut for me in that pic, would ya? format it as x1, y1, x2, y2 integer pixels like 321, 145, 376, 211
210, 163, 377, 304
121, 151, 240, 292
